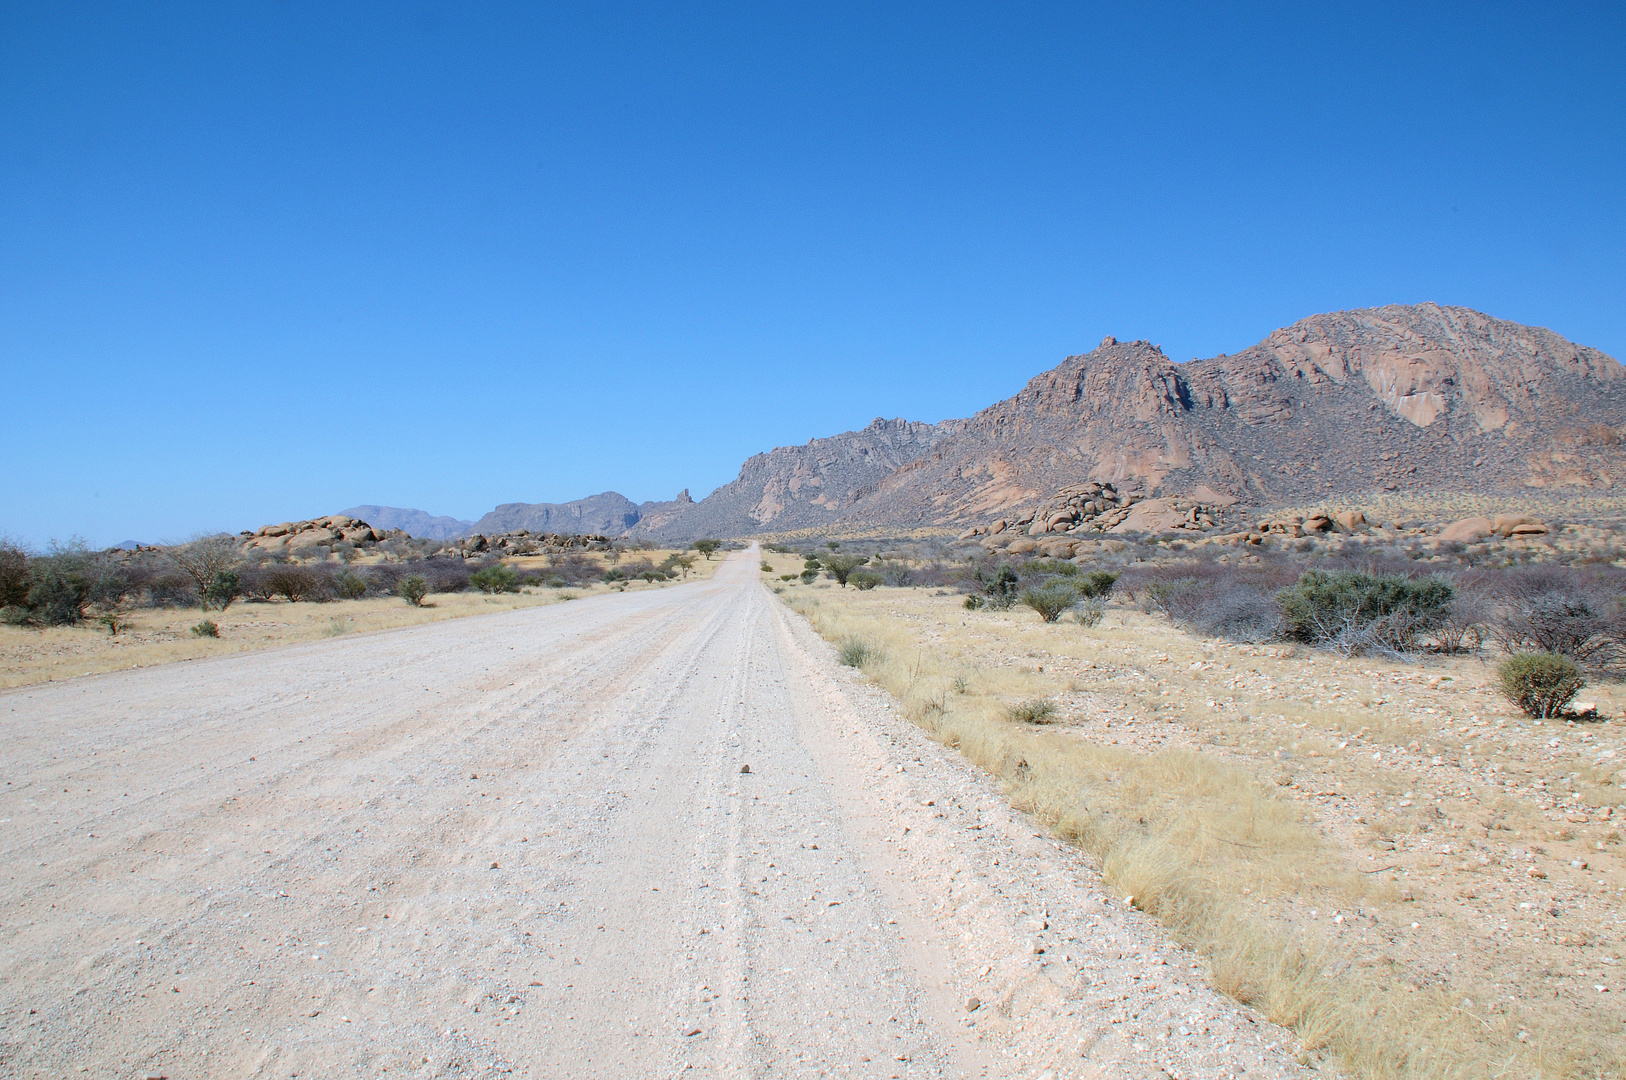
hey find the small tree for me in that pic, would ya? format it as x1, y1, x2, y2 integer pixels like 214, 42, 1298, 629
822, 553, 868, 587
693, 539, 721, 560
397, 575, 429, 607
1499, 653, 1585, 718
171, 534, 243, 599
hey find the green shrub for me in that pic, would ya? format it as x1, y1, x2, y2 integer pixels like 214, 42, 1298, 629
1074, 597, 1106, 627
1277, 570, 1453, 655
975, 562, 1020, 609
693, 539, 721, 559
0, 540, 30, 609
963, 594, 985, 610
602, 567, 626, 582
470, 564, 522, 594
761, 560, 774, 572
799, 569, 819, 584
779, 573, 797, 581
27, 568, 89, 626
1006, 699, 1057, 724
639, 570, 667, 582
1, 605, 31, 626
397, 575, 429, 607
1020, 580, 1080, 623
334, 570, 368, 600
849, 569, 883, 591
190, 620, 220, 638
1498, 653, 1585, 718
1076, 570, 1119, 598
205, 569, 242, 611
837, 638, 878, 667
96, 612, 129, 636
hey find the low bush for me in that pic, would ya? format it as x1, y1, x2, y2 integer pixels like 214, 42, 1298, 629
1498, 653, 1585, 718
470, 564, 522, 594
1075, 570, 1120, 598
1277, 570, 1453, 656
849, 569, 883, 591
334, 570, 369, 600
0, 539, 32, 608
1020, 580, 1079, 623
963, 594, 985, 610
190, 620, 220, 638
397, 575, 429, 607
800, 569, 819, 584
27, 565, 90, 626
974, 562, 1020, 610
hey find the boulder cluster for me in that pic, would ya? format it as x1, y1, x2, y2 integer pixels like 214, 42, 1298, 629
242, 515, 399, 554
449, 531, 612, 558
958, 483, 1140, 542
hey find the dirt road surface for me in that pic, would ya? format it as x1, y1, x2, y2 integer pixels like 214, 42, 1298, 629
0, 549, 1309, 1079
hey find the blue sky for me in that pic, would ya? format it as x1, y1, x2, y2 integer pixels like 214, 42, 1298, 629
3, 3, 1623, 545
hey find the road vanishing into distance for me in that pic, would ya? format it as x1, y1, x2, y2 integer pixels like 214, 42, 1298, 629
0, 549, 1306, 1079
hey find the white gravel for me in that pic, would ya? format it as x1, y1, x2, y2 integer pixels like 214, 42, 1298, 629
0, 548, 1315, 1079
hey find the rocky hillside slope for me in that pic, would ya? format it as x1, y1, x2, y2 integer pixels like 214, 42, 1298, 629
641, 304, 1625, 537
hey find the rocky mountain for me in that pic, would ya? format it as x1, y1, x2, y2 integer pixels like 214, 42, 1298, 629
641, 304, 1625, 538
630, 417, 960, 539
343, 505, 475, 540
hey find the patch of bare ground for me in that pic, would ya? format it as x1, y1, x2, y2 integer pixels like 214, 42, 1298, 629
768, 560, 1625, 1079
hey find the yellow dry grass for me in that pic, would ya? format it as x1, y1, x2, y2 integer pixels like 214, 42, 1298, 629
777, 577, 1625, 1079
0, 548, 718, 690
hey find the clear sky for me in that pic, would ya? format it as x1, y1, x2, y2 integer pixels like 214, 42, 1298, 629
3, 3, 1623, 546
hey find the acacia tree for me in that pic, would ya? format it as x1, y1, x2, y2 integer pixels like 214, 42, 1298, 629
170, 534, 243, 609
821, 553, 868, 587
693, 539, 721, 560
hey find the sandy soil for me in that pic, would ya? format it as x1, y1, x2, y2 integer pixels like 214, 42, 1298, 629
0, 548, 1310, 1079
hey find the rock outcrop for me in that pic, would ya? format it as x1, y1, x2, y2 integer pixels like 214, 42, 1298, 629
242, 515, 392, 554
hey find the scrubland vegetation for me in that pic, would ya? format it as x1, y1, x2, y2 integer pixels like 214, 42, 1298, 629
761, 536, 1626, 1079
0, 535, 718, 687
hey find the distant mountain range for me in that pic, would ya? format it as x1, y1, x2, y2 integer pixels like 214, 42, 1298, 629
340, 304, 1625, 542
341, 506, 475, 540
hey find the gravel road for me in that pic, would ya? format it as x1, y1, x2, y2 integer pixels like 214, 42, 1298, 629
0, 549, 1311, 1079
